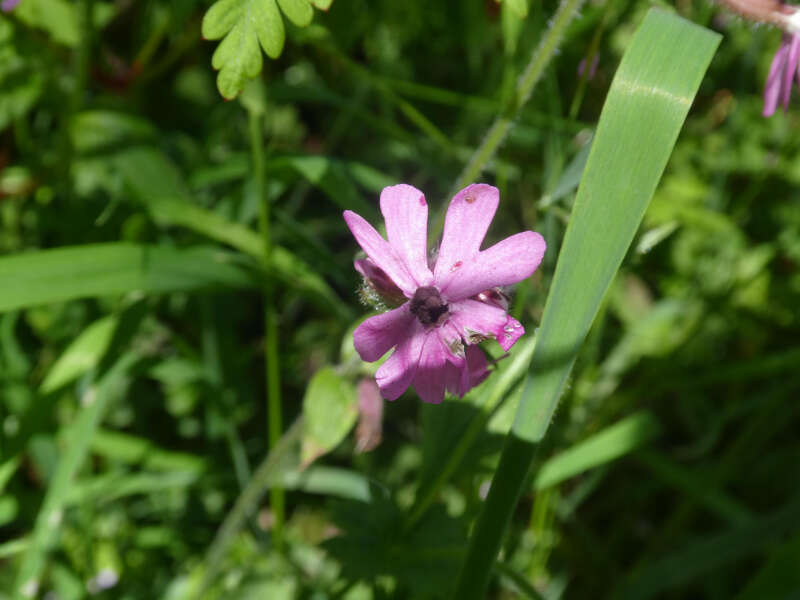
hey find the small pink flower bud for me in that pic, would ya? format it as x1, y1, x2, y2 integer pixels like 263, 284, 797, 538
355, 378, 383, 452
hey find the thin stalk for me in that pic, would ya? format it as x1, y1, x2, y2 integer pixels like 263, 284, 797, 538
13, 353, 139, 600
249, 109, 285, 550
440, 0, 586, 232
199, 417, 304, 594
73, 0, 93, 111
568, 2, 612, 120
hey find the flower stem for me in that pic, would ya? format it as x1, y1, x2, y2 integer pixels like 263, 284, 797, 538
249, 107, 285, 550
199, 417, 304, 594
448, 0, 586, 201
73, 0, 93, 111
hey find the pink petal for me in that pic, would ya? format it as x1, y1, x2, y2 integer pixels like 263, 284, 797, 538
764, 39, 789, 117
465, 346, 490, 390
380, 184, 434, 287
353, 304, 415, 362
448, 299, 508, 343
781, 35, 800, 110
434, 184, 499, 280
438, 231, 546, 301
436, 320, 466, 365
449, 299, 525, 351
343, 210, 417, 296
442, 345, 490, 397
496, 315, 525, 352
443, 361, 465, 397
376, 320, 425, 400
411, 332, 450, 404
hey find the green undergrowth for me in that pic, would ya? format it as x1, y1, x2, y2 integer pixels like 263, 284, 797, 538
1, 1, 799, 599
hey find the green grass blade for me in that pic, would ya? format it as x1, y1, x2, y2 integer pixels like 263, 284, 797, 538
515, 11, 720, 440
452, 11, 720, 598
533, 411, 660, 490
635, 449, 753, 525
12, 352, 140, 599
613, 497, 800, 600
39, 315, 118, 394
143, 195, 264, 258
0, 244, 256, 313
734, 534, 800, 600
278, 466, 371, 502
139, 195, 352, 319
114, 147, 351, 319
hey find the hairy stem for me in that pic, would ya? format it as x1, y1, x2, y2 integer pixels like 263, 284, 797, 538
249, 107, 285, 550
445, 0, 586, 211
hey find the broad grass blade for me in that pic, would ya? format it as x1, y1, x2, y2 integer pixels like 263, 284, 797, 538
453, 10, 720, 598
515, 10, 721, 441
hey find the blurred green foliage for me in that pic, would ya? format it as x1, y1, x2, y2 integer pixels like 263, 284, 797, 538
0, 0, 799, 599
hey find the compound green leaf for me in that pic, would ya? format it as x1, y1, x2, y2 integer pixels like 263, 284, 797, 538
277, 0, 313, 27
204, 0, 284, 99
203, 0, 323, 99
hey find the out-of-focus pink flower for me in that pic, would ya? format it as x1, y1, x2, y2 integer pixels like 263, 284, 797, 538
344, 184, 546, 404
355, 378, 383, 452
1, 0, 21, 12
764, 33, 800, 116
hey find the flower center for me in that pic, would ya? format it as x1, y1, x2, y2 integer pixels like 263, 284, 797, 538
409, 286, 448, 326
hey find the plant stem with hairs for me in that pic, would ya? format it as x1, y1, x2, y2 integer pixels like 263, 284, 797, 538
249, 98, 285, 551
441, 0, 586, 228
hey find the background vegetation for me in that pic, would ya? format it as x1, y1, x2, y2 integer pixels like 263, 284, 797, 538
1, 0, 799, 598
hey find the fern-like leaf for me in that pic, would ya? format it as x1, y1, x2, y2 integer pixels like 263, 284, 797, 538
202, 0, 326, 100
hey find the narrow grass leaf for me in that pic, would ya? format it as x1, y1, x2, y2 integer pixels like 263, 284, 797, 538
0, 244, 256, 313
39, 315, 118, 394
0, 457, 20, 493
734, 534, 800, 600
90, 429, 206, 473
12, 352, 140, 599
269, 155, 376, 217
278, 466, 371, 501
635, 449, 753, 526
116, 147, 352, 319
64, 471, 201, 505
613, 497, 800, 600
533, 411, 660, 490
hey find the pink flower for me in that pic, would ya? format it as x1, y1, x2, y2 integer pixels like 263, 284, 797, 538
763, 33, 800, 116
1, 0, 20, 12
344, 183, 546, 404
